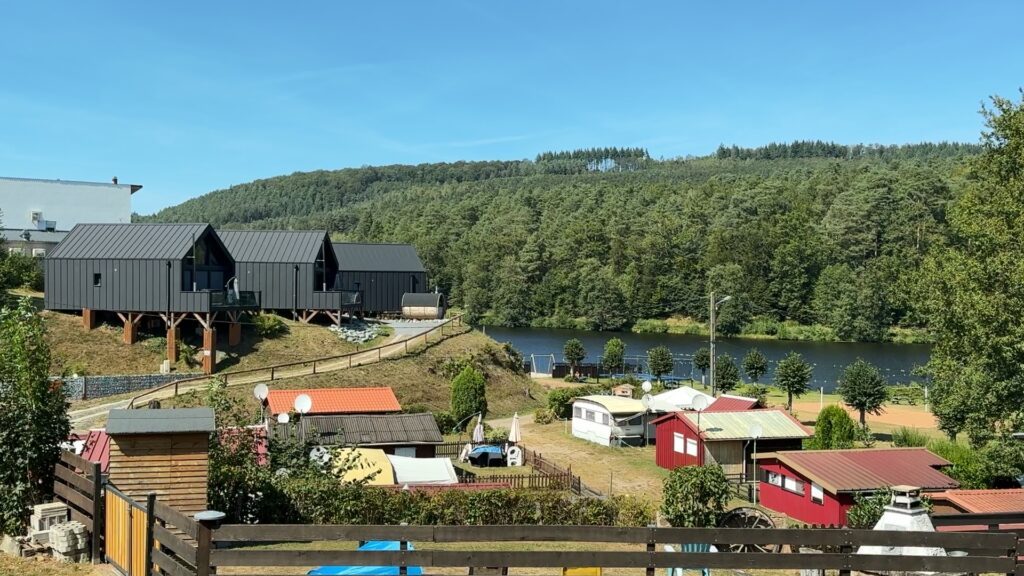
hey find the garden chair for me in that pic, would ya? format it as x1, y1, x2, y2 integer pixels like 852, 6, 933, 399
664, 542, 716, 576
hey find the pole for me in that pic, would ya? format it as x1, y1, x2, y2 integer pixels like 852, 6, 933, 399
709, 291, 716, 396
752, 438, 758, 505
820, 386, 824, 411
143, 492, 156, 576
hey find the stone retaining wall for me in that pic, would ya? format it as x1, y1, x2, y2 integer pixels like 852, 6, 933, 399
61, 373, 202, 400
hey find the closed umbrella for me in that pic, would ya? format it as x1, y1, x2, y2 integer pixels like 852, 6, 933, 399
508, 412, 522, 444
471, 414, 485, 443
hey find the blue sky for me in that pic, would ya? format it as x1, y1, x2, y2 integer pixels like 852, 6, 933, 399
1, 2, 1022, 214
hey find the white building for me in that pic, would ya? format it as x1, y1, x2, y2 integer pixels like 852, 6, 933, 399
0, 176, 141, 255
571, 395, 648, 447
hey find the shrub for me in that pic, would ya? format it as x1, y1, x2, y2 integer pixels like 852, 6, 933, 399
891, 427, 929, 447
927, 438, 989, 488
253, 313, 288, 338
450, 365, 487, 422
735, 383, 768, 406
143, 336, 167, 354
846, 487, 892, 529
486, 427, 509, 443
631, 318, 668, 333
805, 405, 858, 450
432, 411, 457, 434
533, 407, 555, 425
547, 384, 608, 419
660, 464, 731, 527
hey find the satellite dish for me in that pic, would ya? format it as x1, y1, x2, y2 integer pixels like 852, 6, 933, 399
691, 395, 710, 412
641, 380, 653, 393
309, 446, 331, 466
641, 394, 652, 410
749, 423, 763, 439
294, 394, 313, 415
277, 413, 290, 424
253, 383, 269, 402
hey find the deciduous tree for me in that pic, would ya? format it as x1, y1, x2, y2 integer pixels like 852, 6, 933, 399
774, 352, 812, 411
837, 359, 887, 427
647, 346, 674, 382
602, 337, 625, 375
661, 464, 731, 527
742, 348, 768, 383
714, 354, 740, 394
563, 338, 586, 377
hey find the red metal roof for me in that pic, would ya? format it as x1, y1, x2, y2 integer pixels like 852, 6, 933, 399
81, 429, 110, 473
706, 395, 759, 412
764, 448, 958, 494
266, 387, 401, 415
931, 489, 1024, 514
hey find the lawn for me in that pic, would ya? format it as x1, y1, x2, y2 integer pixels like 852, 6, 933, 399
0, 555, 101, 576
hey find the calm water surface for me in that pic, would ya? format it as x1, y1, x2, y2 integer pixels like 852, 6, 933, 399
481, 326, 931, 392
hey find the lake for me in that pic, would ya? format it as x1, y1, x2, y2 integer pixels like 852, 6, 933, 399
480, 326, 932, 391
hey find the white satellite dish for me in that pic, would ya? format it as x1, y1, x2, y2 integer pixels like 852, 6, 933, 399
641, 394, 653, 410
641, 380, 653, 393
253, 383, 269, 401
309, 446, 331, 466
294, 394, 313, 415
748, 423, 763, 439
691, 395, 710, 412
277, 413, 290, 424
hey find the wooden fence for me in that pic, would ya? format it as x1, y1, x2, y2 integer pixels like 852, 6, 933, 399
52, 450, 103, 562
157, 522, 1020, 576
438, 442, 598, 497
127, 315, 466, 408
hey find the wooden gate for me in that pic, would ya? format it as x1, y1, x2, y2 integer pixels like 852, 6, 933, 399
104, 486, 148, 576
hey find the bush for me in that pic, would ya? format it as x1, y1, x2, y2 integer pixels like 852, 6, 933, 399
846, 487, 892, 529
143, 336, 167, 354
805, 405, 857, 450
546, 384, 608, 419
660, 464, 731, 527
450, 365, 487, 422
253, 313, 288, 338
631, 318, 668, 333
1, 252, 44, 291
891, 427, 929, 447
432, 411, 457, 434
927, 438, 989, 488
735, 383, 769, 406
533, 407, 555, 425
486, 427, 509, 443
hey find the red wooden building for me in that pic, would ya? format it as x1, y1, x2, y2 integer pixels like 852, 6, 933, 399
653, 409, 811, 479
756, 448, 958, 525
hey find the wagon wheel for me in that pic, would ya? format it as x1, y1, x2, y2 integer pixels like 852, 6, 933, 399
717, 507, 780, 553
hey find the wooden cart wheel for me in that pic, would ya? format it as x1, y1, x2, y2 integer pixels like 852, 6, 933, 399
717, 507, 780, 553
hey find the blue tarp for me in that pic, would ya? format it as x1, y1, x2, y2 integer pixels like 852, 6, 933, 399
470, 445, 503, 455
307, 540, 423, 575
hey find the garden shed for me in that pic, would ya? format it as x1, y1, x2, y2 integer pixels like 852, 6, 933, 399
105, 408, 215, 514
271, 413, 443, 457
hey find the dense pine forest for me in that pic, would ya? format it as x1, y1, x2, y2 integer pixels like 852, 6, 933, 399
143, 141, 982, 341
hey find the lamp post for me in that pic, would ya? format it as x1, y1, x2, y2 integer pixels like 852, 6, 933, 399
691, 395, 709, 465
709, 292, 732, 396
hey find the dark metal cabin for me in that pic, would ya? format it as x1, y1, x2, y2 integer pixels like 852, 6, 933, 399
218, 230, 359, 323
333, 242, 427, 314
44, 223, 259, 374
45, 223, 251, 314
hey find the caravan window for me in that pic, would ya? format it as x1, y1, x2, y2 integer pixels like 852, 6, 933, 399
600, 413, 609, 425
573, 407, 582, 419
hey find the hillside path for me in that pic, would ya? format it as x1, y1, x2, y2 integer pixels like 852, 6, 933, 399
69, 320, 445, 429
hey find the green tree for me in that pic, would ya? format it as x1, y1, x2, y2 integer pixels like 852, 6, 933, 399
450, 365, 487, 424
918, 93, 1024, 444
660, 464, 731, 527
846, 487, 893, 529
602, 337, 625, 374
774, 352, 812, 411
563, 338, 586, 377
693, 347, 711, 387
837, 359, 887, 427
805, 405, 857, 450
0, 299, 71, 534
714, 354, 740, 394
647, 346, 674, 382
706, 264, 751, 337
742, 348, 768, 383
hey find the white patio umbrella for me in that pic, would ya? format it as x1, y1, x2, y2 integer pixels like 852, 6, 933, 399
508, 412, 522, 444
471, 414, 485, 443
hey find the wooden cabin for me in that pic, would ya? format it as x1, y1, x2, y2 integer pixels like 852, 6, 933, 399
106, 408, 215, 514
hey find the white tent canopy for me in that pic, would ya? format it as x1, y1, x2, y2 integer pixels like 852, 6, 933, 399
387, 455, 459, 485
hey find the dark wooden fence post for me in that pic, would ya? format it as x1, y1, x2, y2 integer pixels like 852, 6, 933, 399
90, 461, 103, 563
838, 543, 853, 576
646, 524, 656, 576
399, 524, 409, 576
196, 517, 214, 576
144, 492, 156, 576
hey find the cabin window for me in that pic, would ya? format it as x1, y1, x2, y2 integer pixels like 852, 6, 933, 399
811, 483, 824, 504
673, 433, 686, 454
783, 476, 805, 495
93, 273, 102, 287
31, 248, 45, 257
573, 406, 582, 419
766, 471, 783, 487
685, 438, 698, 456
8, 247, 23, 255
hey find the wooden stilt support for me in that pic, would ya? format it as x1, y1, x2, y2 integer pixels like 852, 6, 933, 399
227, 311, 242, 347
159, 313, 187, 363
191, 313, 219, 374
82, 308, 97, 330
324, 310, 342, 326
116, 312, 144, 345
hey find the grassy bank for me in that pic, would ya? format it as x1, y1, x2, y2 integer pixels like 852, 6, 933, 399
631, 315, 932, 344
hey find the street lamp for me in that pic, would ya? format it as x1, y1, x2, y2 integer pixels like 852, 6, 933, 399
691, 395, 709, 465
709, 292, 732, 396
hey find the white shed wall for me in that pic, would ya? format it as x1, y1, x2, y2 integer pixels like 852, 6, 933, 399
0, 178, 133, 231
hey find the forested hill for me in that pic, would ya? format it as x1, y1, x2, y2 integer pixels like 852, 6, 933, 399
143, 141, 981, 341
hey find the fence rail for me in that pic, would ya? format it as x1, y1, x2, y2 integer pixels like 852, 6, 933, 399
460, 471, 573, 490
439, 442, 598, 497
127, 315, 466, 408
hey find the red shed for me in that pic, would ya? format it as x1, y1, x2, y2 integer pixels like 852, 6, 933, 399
653, 409, 811, 479
756, 448, 958, 526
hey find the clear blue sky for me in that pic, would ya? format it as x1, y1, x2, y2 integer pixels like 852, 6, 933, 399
2, 2, 1022, 214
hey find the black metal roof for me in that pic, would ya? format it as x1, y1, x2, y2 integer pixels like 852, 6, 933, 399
218, 230, 332, 263
401, 292, 445, 307
106, 408, 215, 435
273, 413, 443, 446
47, 223, 213, 260
332, 242, 425, 272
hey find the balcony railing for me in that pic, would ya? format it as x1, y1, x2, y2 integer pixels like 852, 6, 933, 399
209, 290, 261, 310
311, 290, 361, 309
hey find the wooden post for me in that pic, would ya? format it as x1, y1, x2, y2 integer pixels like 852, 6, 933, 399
202, 328, 217, 375
838, 543, 853, 576
90, 461, 103, 563
399, 534, 408, 575
646, 524, 656, 576
195, 517, 214, 576
143, 492, 156, 576
82, 376, 88, 401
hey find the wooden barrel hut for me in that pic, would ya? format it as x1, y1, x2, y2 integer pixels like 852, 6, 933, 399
401, 292, 446, 320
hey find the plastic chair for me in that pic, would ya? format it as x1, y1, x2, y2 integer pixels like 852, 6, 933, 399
664, 543, 714, 576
